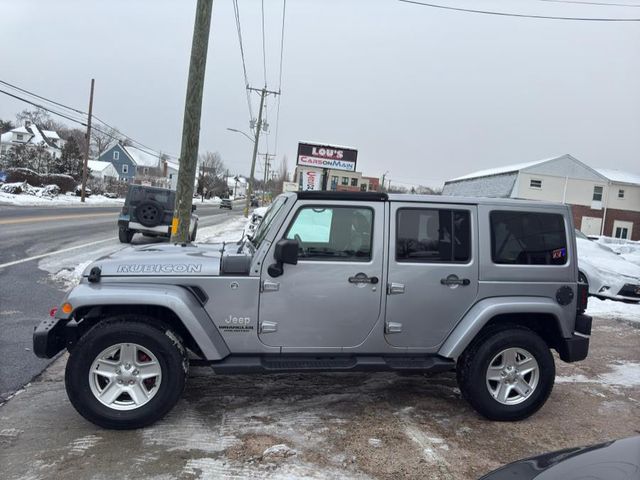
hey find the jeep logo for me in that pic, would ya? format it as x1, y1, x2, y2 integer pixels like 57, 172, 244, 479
225, 315, 251, 325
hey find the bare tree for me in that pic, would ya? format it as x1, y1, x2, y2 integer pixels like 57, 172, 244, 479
197, 151, 227, 197
92, 126, 124, 158
15, 108, 63, 130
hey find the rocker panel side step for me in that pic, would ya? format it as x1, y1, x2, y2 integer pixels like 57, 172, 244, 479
204, 355, 455, 374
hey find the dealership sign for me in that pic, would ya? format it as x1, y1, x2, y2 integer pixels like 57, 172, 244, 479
297, 142, 358, 172
301, 169, 322, 191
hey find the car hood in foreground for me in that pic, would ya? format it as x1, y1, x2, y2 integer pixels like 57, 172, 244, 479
82, 243, 225, 278
480, 435, 640, 480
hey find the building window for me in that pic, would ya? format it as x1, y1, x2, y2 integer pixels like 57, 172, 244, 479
530, 179, 542, 189
285, 206, 373, 261
490, 211, 567, 265
331, 176, 338, 191
351, 178, 358, 187
360, 184, 367, 191
593, 186, 603, 202
143, 167, 149, 175
122, 164, 128, 174
341, 177, 349, 185
396, 209, 471, 263
17, 134, 24, 141
615, 227, 629, 239
113, 151, 120, 160
618, 189, 625, 199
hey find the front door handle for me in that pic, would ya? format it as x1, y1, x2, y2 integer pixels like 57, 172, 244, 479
348, 273, 379, 284
440, 275, 470, 286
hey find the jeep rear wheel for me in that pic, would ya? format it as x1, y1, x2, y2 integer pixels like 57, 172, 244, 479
456, 326, 555, 421
65, 318, 187, 429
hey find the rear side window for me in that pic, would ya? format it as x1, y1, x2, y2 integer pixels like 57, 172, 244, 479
396, 208, 471, 263
490, 211, 567, 265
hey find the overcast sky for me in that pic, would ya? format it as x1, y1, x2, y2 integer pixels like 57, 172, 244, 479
1, 0, 638, 188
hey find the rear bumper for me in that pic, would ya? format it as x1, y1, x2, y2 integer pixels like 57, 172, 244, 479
33, 318, 68, 359
557, 314, 592, 363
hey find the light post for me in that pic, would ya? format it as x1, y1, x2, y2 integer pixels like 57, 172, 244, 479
226, 127, 255, 145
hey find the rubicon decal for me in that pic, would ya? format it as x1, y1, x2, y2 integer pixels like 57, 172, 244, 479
116, 263, 203, 273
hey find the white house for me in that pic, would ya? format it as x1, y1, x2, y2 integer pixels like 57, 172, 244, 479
227, 176, 247, 197
0, 123, 65, 159
443, 154, 640, 240
87, 160, 118, 181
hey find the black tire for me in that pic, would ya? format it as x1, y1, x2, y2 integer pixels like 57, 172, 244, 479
134, 200, 163, 227
118, 227, 134, 243
456, 325, 555, 421
190, 223, 198, 242
65, 318, 188, 429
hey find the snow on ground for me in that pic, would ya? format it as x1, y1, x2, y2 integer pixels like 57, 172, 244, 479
586, 297, 640, 324
197, 216, 248, 244
0, 190, 123, 206
557, 361, 640, 388
596, 236, 640, 267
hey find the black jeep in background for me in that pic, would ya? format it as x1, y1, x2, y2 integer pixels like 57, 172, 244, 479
117, 185, 198, 243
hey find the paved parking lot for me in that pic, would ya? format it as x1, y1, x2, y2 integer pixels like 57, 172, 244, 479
1, 315, 638, 480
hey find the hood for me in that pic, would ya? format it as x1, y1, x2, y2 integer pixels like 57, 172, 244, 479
82, 243, 224, 278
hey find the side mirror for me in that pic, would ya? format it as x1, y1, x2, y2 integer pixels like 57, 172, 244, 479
191, 204, 197, 212
268, 239, 299, 277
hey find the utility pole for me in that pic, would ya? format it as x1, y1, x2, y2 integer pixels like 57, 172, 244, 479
80, 78, 95, 203
261, 153, 275, 204
171, 0, 213, 243
244, 86, 280, 217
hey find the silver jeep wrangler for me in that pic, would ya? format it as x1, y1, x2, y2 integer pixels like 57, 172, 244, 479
34, 191, 591, 429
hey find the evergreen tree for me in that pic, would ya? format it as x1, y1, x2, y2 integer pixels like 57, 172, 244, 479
60, 136, 83, 178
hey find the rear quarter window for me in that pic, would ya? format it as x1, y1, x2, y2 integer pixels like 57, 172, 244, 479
490, 211, 567, 265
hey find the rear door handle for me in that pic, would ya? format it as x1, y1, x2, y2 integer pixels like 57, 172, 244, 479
349, 273, 379, 284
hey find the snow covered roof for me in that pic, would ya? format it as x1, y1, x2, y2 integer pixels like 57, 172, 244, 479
165, 160, 179, 172
12, 126, 30, 134
448, 159, 549, 182
87, 160, 115, 172
42, 130, 60, 140
122, 145, 160, 168
595, 168, 640, 186
0, 132, 12, 143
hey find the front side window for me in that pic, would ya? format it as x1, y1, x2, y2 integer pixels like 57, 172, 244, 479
122, 164, 128, 174
490, 211, 567, 265
252, 196, 288, 248
396, 208, 471, 263
286, 206, 373, 261
593, 186, 603, 202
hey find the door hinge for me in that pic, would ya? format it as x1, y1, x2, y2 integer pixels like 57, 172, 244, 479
261, 280, 280, 292
387, 282, 405, 295
260, 321, 278, 333
385, 322, 403, 334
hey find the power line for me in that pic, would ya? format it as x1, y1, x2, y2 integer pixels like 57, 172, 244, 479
232, 0, 254, 121
0, 88, 88, 127
398, 0, 640, 20
0, 79, 87, 117
274, 0, 287, 156
539, 0, 640, 6
261, 0, 268, 86
0, 83, 179, 160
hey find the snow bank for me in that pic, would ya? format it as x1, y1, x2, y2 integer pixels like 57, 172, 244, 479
196, 217, 248, 244
0, 190, 123, 206
587, 297, 640, 324
596, 236, 640, 267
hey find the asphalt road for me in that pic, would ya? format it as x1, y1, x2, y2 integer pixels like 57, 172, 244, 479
0, 201, 243, 401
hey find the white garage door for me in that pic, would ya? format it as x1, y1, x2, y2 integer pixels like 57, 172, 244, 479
581, 216, 602, 236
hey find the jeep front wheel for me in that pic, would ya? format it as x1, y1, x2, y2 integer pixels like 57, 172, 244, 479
65, 318, 187, 429
456, 326, 555, 421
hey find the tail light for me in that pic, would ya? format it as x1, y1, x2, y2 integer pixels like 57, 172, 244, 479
577, 282, 589, 313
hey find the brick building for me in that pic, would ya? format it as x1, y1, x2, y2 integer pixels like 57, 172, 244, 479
442, 154, 640, 240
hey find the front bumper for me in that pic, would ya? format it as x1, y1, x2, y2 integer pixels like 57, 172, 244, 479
557, 313, 592, 363
33, 317, 68, 359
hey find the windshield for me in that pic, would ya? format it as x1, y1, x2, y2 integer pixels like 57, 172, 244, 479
251, 195, 288, 249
